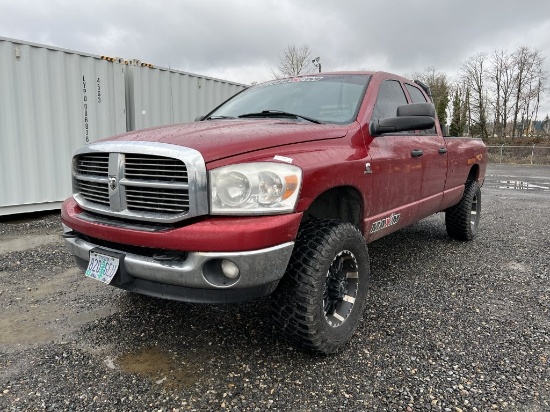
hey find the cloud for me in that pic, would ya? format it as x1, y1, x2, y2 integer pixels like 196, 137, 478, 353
1, 0, 549, 114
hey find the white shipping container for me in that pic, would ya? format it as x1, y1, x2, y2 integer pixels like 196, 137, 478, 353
125, 61, 246, 131
1, 38, 248, 216
0, 37, 127, 216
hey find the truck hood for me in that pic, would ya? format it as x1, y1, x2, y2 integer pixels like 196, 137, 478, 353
105, 119, 349, 162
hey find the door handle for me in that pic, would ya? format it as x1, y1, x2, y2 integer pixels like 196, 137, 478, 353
439, 147, 448, 154
411, 149, 423, 158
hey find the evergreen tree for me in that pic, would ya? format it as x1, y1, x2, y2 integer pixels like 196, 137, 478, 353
413, 67, 451, 126
434, 80, 450, 127
449, 90, 462, 136
460, 88, 469, 136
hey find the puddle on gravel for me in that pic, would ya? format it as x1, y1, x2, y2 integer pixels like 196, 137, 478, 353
496, 180, 549, 191
118, 346, 209, 389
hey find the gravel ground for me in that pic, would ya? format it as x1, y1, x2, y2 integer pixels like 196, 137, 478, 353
1, 164, 549, 411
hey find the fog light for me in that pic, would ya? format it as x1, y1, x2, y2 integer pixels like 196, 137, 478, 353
221, 259, 240, 279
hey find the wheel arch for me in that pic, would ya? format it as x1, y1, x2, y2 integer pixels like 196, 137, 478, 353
301, 185, 364, 231
467, 164, 480, 184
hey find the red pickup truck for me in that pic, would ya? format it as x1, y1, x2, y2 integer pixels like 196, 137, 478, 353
62, 71, 487, 353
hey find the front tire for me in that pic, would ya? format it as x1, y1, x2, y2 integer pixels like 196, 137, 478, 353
445, 181, 481, 241
271, 219, 370, 354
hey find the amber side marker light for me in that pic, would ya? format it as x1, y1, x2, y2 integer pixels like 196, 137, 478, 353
283, 175, 299, 200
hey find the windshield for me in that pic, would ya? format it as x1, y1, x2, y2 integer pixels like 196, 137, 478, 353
207, 74, 371, 125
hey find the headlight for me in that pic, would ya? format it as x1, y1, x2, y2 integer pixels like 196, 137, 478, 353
210, 162, 302, 215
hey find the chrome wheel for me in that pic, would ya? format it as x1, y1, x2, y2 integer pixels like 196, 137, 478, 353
323, 250, 359, 327
470, 191, 480, 231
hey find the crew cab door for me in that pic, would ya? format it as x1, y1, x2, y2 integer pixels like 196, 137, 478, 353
404, 83, 448, 216
364, 79, 425, 237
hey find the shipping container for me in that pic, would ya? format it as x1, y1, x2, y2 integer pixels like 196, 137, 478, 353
0, 37, 127, 215
125, 61, 246, 131
1, 38, 247, 216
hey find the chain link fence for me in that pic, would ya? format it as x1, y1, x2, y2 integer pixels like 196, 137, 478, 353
486, 145, 550, 165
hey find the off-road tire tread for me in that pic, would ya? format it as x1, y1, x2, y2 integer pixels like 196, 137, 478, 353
271, 219, 369, 354
445, 181, 481, 241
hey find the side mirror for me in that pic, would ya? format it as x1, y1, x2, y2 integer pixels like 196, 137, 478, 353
369, 102, 436, 136
396, 102, 435, 117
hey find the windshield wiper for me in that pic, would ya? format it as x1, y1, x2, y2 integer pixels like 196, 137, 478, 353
238, 110, 323, 124
205, 115, 237, 120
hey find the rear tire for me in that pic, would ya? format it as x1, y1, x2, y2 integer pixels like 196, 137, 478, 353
271, 219, 369, 354
445, 181, 481, 241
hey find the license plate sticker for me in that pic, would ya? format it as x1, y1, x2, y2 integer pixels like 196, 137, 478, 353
85, 251, 120, 284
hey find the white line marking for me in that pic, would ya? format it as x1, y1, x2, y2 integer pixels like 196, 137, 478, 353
333, 313, 345, 322
343, 295, 355, 304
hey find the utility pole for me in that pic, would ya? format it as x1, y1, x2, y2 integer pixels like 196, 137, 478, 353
312, 57, 321, 73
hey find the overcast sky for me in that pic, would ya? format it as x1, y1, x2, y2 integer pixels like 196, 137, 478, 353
2, 0, 550, 114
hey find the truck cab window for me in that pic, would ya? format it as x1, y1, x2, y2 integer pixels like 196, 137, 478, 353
405, 84, 436, 135
405, 84, 427, 104
372, 80, 408, 120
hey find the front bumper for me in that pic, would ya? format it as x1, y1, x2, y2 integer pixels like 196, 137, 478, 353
63, 225, 295, 303
61, 198, 302, 252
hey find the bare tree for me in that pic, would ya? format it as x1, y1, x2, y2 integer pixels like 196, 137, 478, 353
488, 50, 519, 139
510, 47, 545, 137
511, 47, 530, 137
273, 44, 313, 78
523, 53, 546, 136
461, 53, 489, 139
499, 52, 517, 138
490, 51, 502, 137
489, 51, 507, 138
530, 70, 548, 134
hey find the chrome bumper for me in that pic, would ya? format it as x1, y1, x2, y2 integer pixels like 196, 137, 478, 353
63, 224, 294, 293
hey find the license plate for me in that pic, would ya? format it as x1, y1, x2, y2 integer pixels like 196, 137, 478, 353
85, 251, 120, 284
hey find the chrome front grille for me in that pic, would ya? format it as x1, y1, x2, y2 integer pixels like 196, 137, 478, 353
74, 154, 110, 206
126, 184, 189, 213
72, 142, 208, 223
123, 154, 189, 214
76, 153, 109, 176
125, 154, 188, 182
75, 180, 110, 206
